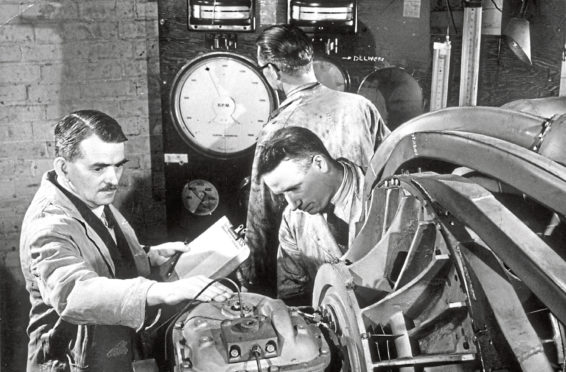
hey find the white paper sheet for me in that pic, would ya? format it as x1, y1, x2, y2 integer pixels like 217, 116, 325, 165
174, 216, 250, 279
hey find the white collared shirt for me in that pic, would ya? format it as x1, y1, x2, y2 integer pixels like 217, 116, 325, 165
329, 161, 356, 224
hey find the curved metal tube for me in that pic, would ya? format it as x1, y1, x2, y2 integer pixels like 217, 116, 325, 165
366, 131, 566, 217
365, 106, 546, 198
501, 96, 566, 118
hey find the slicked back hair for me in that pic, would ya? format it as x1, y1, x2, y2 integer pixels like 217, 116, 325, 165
256, 24, 313, 76
54, 110, 127, 161
257, 126, 331, 178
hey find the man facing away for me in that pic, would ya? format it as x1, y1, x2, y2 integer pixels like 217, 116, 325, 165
257, 126, 366, 304
244, 24, 390, 292
19, 110, 232, 371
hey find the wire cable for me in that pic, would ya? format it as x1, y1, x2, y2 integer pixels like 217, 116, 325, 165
252, 346, 263, 372
445, 0, 458, 35
490, 0, 502, 12
221, 277, 244, 318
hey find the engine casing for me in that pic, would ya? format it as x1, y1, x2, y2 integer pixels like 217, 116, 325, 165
171, 293, 331, 371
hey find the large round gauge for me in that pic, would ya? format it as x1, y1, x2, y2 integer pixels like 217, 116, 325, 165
357, 67, 424, 131
313, 54, 350, 92
170, 52, 278, 158
182, 179, 220, 216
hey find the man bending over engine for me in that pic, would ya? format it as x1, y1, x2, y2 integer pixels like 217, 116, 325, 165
256, 126, 365, 305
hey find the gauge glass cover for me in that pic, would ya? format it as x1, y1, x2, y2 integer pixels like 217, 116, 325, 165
182, 179, 220, 216
313, 56, 350, 92
170, 52, 277, 158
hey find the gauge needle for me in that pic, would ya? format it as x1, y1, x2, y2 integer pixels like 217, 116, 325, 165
205, 66, 222, 96
186, 188, 204, 213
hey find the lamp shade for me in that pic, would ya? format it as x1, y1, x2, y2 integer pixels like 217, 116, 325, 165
503, 17, 532, 65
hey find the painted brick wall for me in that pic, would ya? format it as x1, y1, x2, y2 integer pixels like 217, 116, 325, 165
0, 0, 165, 370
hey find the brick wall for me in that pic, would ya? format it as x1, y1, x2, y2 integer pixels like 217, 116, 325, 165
0, 0, 165, 370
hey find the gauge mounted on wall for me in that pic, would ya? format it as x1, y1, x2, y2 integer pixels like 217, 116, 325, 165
169, 52, 278, 159
313, 53, 350, 92
182, 179, 220, 216
288, 0, 357, 33
357, 67, 424, 131
188, 0, 255, 31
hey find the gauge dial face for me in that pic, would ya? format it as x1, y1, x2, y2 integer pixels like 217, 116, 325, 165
357, 67, 423, 131
182, 179, 220, 216
170, 52, 277, 158
313, 55, 350, 92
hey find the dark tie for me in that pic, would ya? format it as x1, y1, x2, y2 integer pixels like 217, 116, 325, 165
100, 208, 113, 229
103, 206, 137, 279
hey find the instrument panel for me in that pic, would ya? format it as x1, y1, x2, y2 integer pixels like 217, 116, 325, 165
163, 50, 277, 240
158, 0, 430, 241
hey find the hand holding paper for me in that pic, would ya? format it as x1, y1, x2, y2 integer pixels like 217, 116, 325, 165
174, 216, 250, 280
151, 241, 190, 257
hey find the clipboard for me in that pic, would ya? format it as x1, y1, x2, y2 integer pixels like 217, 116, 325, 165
171, 216, 250, 280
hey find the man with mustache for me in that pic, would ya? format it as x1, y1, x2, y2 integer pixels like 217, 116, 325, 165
256, 126, 365, 304
19, 110, 232, 371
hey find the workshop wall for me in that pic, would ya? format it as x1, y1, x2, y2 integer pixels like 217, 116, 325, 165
431, 0, 563, 107
477, 0, 563, 105
0, 1, 164, 370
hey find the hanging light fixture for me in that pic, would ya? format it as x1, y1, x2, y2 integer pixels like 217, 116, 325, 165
503, 0, 532, 65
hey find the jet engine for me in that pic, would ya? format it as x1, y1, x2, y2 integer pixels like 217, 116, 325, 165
170, 106, 566, 371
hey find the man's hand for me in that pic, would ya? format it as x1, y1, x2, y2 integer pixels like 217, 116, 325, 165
150, 241, 190, 257
147, 241, 189, 266
146, 275, 233, 306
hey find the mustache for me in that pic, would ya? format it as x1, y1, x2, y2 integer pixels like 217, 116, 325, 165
99, 184, 118, 192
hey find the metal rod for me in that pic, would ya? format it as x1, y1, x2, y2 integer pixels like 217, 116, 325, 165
371, 353, 476, 367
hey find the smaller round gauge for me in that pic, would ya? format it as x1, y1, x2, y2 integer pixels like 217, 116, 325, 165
313, 54, 350, 92
182, 179, 220, 216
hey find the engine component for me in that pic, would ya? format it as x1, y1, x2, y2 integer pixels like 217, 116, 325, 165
311, 107, 566, 371
168, 107, 566, 371
171, 293, 331, 371
315, 171, 566, 371
500, 96, 566, 119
